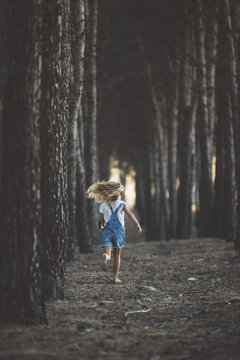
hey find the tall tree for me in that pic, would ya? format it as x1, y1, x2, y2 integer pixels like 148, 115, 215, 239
220, 0, 240, 249
40, 0, 71, 299
0, 0, 46, 323
70, 0, 93, 252
177, 6, 198, 238
196, 0, 214, 236
84, 0, 99, 243
213, 7, 236, 241
0, 0, 8, 228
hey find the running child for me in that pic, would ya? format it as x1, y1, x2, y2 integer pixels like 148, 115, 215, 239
86, 181, 142, 283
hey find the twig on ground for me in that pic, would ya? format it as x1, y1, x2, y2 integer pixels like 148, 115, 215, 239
124, 286, 141, 300
125, 308, 152, 317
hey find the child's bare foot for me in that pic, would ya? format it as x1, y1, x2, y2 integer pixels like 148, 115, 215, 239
113, 277, 121, 284
101, 253, 108, 271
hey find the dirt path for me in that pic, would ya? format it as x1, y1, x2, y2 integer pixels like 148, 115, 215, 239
1, 230, 240, 359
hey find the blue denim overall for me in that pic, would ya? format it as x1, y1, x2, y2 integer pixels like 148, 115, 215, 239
101, 202, 125, 248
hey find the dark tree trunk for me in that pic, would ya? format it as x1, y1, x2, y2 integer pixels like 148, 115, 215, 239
0, 0, 8, 100
135, 158, 147, 226
205, 2, 218, 160
213, 102, 226, 237
177, 10, 197, 239
84, 0, 99, 243
168, 80, 179, 239
76, 107, 92, 252
213, 11, 236, 241
146, 141, 155, 240
223, 95, 236, 241
177, 103, 197, 238
142, 140, 155, 240
220, 0, 240, 249
40, 0, 71, 299
0, 0, 9, 227
196, 0, 214, 236
70, 0, 93, 252
62, 0, 72, 261
0, 0, 46, 323
0, 99, 2, 224
235, 0, 240, 249
68, 0, 86, 258
152, 129, 162, 237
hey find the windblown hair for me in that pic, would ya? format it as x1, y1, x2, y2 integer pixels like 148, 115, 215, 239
86, 181, 124, 203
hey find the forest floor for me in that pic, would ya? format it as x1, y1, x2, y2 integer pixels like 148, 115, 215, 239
1, 217, 240, 360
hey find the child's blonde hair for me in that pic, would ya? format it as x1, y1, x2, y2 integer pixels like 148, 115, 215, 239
86, 181, 124, 203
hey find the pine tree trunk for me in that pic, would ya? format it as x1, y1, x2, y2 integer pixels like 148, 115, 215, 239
152, 130, 162, 237
213, 12, 236, 241
68, 0, 86, 258
135, 159, 147, 226
205, 4, 218, 159
146, 142, 155, 240
168, 80, 179, 239
223, 95, 236, 241
220, 0, 240, 249
0, 99, 2, 224
84, 0, 99, 243
236, 0, 240, 249
177, 10, 197, 239
0, 0, 46, 323
213, 102, 226, 237
0, 0, 8, 226
142, 141, 155, 240
40, 0, 71, 299
196, 0, 214, 237
76, 107, 92, 252
177, 102, 198, 238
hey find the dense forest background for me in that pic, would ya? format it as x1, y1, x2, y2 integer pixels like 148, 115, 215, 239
0, 0, 240, 324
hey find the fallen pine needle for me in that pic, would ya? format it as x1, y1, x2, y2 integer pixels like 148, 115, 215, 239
125, 308, 152, 317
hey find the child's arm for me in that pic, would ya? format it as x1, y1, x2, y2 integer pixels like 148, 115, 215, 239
98, 213, 104, 232
123, 204, 142, 234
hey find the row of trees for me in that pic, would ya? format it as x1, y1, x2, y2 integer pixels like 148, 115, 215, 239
0, 0, 239, 324
0, 0, 98, 323
97, 0, 240, 249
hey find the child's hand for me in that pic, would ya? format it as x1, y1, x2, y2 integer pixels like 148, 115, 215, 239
99, 225, 104, 233
137, 225, 142, 234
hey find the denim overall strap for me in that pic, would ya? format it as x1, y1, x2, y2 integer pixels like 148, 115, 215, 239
109, 205, 114, 214
114, 201, 124, 214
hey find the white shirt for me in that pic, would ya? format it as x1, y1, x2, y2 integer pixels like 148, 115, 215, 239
99, 200, 125, 227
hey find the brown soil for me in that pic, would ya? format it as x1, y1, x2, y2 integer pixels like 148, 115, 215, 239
1, 221, 240, 360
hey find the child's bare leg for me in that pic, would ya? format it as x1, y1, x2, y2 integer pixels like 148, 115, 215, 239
103, 246, 111, 260
101, 246, 111, 271
113, 248, 122, 280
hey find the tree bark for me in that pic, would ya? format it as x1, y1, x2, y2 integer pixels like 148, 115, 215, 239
177, 9, 197, 239
196, 0, 214, 236
84, 0, 99, 243
220, 0, 240, 249
168, 79, 179, 239
223, 95, 236, 241
0, 0, 46, 323
76, 107, 92, 252
213, 100, 226, 237
68, 0, 86, 258
0, 0, 8, 226
205, 3, 218, 159
40, 0, 71, 299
